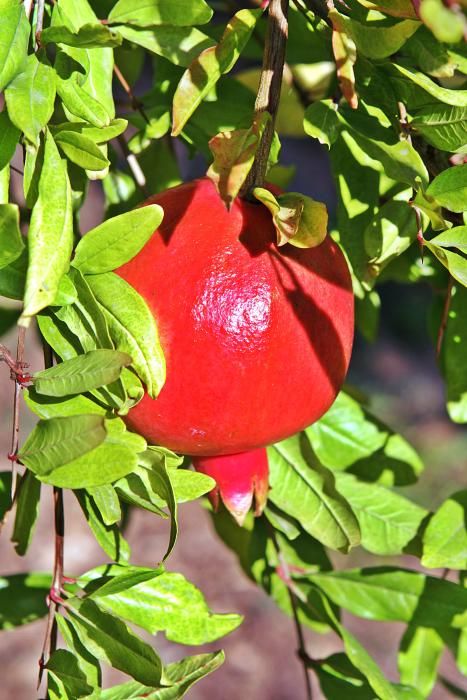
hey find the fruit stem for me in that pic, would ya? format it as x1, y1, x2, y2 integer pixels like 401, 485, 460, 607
241, 0, 289, 197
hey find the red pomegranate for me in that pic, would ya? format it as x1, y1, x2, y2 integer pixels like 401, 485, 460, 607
117, 178, 354, 521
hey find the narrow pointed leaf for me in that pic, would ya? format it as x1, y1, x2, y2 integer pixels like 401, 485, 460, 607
422, 491, 467, 569
11, 471, 41, 556
426, 165, 467, 213
19, 414, 106, 475
72, 205, 163, 273
54, 131, 110, 171
5, 53, 56, 144
0, 111, 21, 171
81, 565, 242, 645
268, 432, 361, 552
67, 599, 163, 686
86, 272, 165, 398
46, 649, 93, 699
0, 1, 30, 92
0, 204, 24, 269
20, 130, 73, 324
310, 567, 467, 628
108, 0, 212, 27
116, 24, 215, 67
33, 349, 132, 397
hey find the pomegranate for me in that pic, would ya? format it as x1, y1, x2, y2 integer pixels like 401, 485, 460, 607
117, 177, 354, 521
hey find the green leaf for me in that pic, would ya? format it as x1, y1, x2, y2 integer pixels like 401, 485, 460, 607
20, 130, 73, 324
83, 565, 242, 645
307, 392, 387, 469
168, 469, 215, 503
19, 414, 106, 475
363, 199, 419, 284
442, 284, 467, 422
24, 387, 105, 419
52, 118, 128, 144
137, 449, 177, 559
67, 598, 163, 686
46, 649, 93, 699
390, 63, 467, 107
425, 228, 467, 287
172, 9, 263, 136
419, 0, 465, 44
398, 626, 444, 698
99, 651, 224, 699
0, 110, 20, 171
0, 247, 27, 300
108, 0, 212, 27
86, 272, 165, 398
72, 205, 163, 273
56, 614, 102, 691
76, 490, 130, 562
41, 22, 122, 48
310, 567, 467, 628
317, 592, 400, 700
116, 25, 215, 67
341, 106, 429, 187
334, 11, 420, 60
33, 349, 131, 397
0, 572, 51, 629
422, 491, 467, 569
5, 53, 56, 144
335, 473, 427, 556
55, 51, 111, 129
11, 471, 41, 556
426, 165, 467, 213
38, 431, 139, 488
252, 187, 328, 248
0, 471, 12, 521
411, 104, 467, 154
87, 484, 121, 526
0, 1, 30, 93
303, 99, 341, 149
268, 432, 361, 553
0, 204, 24, 269
53, 0, 115, 121
54, 131, 110, 171
314, 652, 416, 700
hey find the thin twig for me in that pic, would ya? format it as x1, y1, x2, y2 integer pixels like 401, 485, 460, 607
35, 0, 45, 48
271, 530, 313, 700
412, 205, 424, 263
38, 341, 65, 693
117, 135, 149, 198
23, 0, 34, 19
241, 0, 290, 196
436, 277, 454, 359
2, 327, 29, 499
113, 64, 150, 124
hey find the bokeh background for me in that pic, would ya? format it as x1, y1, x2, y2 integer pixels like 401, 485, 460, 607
1, 112, 467, 700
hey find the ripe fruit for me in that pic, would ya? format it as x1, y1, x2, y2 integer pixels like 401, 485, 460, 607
118, 177, 354, 520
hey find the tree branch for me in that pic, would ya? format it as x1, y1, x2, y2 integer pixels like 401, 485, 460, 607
242, 0, 290, 196
38, 340, 65, 693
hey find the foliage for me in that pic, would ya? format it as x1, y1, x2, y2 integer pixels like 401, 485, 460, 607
0, 0, 466, 698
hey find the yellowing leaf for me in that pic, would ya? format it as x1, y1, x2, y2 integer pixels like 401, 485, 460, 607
253, 187, 328, 249
330, 11, 358, 110
207, 113, 270, 209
